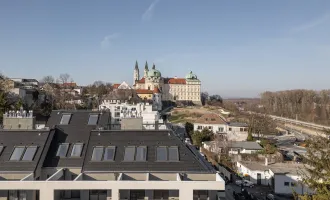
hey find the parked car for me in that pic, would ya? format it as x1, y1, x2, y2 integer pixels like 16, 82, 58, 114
184, 138, 191, 144
235, 180, 254, 188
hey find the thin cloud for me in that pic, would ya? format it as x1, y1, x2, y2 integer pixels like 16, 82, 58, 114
142, 0, 160, 21
291, 13, 330, 32
100, 33, 120, 49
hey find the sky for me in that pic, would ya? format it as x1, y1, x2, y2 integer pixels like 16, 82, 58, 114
0, 0, 330, 98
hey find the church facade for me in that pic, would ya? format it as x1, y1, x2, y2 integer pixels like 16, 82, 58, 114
133, 61, 201, 105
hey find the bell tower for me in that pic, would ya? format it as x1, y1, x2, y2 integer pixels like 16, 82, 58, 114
133, 60, 140, 84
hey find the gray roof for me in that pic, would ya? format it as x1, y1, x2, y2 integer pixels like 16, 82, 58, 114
0, 130, 54, 172
238, 161, 307, 175
83, 130, 214, 173
205, 141, 262, 150
43, 110, 111, 168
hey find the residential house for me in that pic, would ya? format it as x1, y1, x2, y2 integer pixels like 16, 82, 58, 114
194, 113, 228, 133
0, 110, 225, 200
236, 161, 313, 195
227, 122, 249, 141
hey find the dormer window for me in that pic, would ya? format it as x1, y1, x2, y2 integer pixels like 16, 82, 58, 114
88, 114, 99, 125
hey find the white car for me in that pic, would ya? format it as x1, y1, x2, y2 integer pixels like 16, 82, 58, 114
184, 138, 191, 144
235, 180, 254, 188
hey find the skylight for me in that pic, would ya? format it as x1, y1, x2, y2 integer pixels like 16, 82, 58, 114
91, 147, 104, 161
124, 146, 135, 161
0, 146, 4, 156
60, 114, 72, 125
168, 146, 179, 161
56, 143, 69, 157
135, 146, 147, 161
22, 146, 38, 161
156, 146, 179, 162
156, 147, 167, 161
10, 147, 25, 161
88, 114, 99, 125
71, 143, 83, 157
103, 146, 116, 161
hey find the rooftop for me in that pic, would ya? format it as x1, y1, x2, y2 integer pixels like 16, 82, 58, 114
195, 113, 227, 125
238, 161, 307, 175
203, 141, 263, 150
229, 122, 248, 127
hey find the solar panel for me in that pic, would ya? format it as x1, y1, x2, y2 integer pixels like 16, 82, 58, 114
56, 143, 69, 157
22, 146, 38, 161
91, 147, 104, 161
103, 147, 116, 161
168, 146, 179, 161
60, 114, 72, 125
156, 147, 167, 161
71, 143, 83, 157
88, 114, 99, 125
10, 147, 25, 161
135, 146, 147, 161
124, 146, 135, 161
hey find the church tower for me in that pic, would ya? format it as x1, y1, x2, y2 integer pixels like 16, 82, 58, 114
133, 60, 140, 83
144, 61, 149, 78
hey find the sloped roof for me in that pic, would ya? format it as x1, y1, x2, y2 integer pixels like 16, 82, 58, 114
136, 89, 154, 94
195, 113, 227, 124
113, 84, 120, 89
136, 78, 145, 84
165, 78, 186, 84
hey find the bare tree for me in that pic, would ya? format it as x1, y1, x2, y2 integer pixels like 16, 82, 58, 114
58, 73, 71, 84
40, 75, 55, 84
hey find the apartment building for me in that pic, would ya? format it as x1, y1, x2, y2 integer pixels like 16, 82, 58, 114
0, 110, 225, 200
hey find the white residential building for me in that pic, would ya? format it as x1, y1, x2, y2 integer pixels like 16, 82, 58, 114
202, 141, 262, 154
194, 113, 227, 133
236, 161, 314, 195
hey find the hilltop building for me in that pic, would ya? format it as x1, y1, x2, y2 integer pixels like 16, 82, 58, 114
133, 61, 202, 105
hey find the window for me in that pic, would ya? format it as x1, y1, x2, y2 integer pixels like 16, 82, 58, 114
284, 182, 290, 186
115, 112, 120, 117
0, 146, 4, 156
229, 128, 232, 131
60, 114, 71, 125
156, 147, 167, 161
218, 127, 224, 132
103, 146, 116, 161
168, 146, 179, 161
208, 126, 212, 129
71, 143, 83, 157
22, 146, 38, 161
88, 114, 99, 125
291, 182, 297, 187
10, 147, 25, 161
8, 190, 27, 200
135, 146, 147, 161
240, 128, 244, 132
124, 146, 136, 161
197, 126, 202, 130
56, 143, 69, 157
211, 118, 216, 121
91, 147, 104, 161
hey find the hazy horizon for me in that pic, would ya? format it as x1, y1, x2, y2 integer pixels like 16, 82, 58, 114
1, 0, 329, 98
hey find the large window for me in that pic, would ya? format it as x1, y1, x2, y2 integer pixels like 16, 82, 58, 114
156, 146, 179, 161
60, 114, 72, 125
21, 146, 38, 161
88, 114, 99, 125
71, 143, 84, 157
91, 146, 116, 161
123, 146, 147, 161
56, 143, 69, 157
8, 190, 27, 200
10, 147, 25, 161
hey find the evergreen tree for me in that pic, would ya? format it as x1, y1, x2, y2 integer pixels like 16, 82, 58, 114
297, 130, 330, 200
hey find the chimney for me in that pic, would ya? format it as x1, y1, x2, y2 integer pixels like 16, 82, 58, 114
265, 157, 268, 166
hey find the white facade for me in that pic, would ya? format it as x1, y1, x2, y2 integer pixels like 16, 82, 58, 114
99, 101, 165, 130
0, 171, 225, 200
134, 64, 201, 104
194, 123, 227, 133
236, 162, 313, 195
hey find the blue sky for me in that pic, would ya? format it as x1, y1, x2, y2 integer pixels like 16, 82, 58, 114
0, 0, 329, 98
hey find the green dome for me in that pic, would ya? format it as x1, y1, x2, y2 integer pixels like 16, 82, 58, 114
185, 71, 198, 79
147, 69, 162, 77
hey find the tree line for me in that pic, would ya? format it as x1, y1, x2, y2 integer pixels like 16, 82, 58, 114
247, 90, 330, 125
